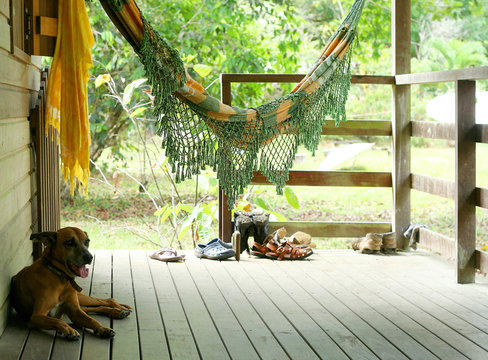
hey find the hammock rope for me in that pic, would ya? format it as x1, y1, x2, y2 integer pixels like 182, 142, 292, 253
99, 0, 366, 207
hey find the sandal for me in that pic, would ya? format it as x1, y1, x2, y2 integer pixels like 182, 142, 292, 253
251, 234, 274, 258
150, 247, 185, 262
266, 239, 313, 260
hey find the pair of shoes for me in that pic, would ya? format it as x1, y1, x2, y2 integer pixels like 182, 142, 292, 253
252, 237, 313, 260
352, 232, 397, 254
234, 210, 270, 254
194, 238, 235, 260
150, 247, 185, 262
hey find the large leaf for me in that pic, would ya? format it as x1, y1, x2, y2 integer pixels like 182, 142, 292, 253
95, 74, 111, 88
193, 64, 212, 78
284, 187, 300, 209
122, 78, 147, 105
129, 106, 147, 118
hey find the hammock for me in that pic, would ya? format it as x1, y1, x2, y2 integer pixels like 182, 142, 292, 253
99, 0, 366, 207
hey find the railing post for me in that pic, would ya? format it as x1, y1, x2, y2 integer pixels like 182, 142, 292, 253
455, 80, 476, 283
392, 0, 411, 250
219, 75, 233, 242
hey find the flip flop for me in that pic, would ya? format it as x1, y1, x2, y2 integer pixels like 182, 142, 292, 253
150, 247, 185, 262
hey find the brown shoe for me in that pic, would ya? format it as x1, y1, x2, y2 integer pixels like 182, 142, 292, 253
358, 233, 382, 254
381, 232, 396, 253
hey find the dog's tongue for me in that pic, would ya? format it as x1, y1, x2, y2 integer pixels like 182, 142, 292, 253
79, 265, 89, 278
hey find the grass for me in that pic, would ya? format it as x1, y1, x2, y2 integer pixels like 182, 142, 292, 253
61, 136, 488, 251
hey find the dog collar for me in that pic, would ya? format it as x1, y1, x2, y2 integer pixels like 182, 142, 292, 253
41, 257, 83, 292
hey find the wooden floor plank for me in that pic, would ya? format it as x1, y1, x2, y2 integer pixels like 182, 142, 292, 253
129, 250, 170, 360
221, 259, 320, 360
317, 251, 488, 359
266, 258, 408, 360
168, 257, 230, 360
81, 250, 112, 360
0, 314, 29, 360
111, 250, 140, 360
358, 262, 488, 351
380, 269, 488, 334
306, 255, 464, 359
147, 253, 201, 360
239, 258, 352, 360
202, 257, 291, 360
19, 328, 55, 360
185, 257, 260, 360
50, 254, 95, 360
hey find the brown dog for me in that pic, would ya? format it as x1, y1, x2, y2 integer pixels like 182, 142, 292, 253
10, 227, 131, 340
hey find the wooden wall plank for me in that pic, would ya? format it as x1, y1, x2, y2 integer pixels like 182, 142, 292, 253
0, 51, 41, 91
267, 221, 392, 238
0, 86, 34, 119
251, 170, 392, 187
410, 173, 454, 199
0, 119, 30, 157
392, 0, 411, 250
0, 0, 9, 19
0, 148, 31, 198
455, 80, 476, 283
0, 202, 32, 272
0, 175, 31, 231
0, 16, 9, 52
0, 238, 32, 326
411, 121, 454, 140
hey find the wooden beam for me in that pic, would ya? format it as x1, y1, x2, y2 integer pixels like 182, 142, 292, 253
267, 221, 392, 238
251, 170, 392, 187
476, 187, 488, 209
392, 0, 411, 250
411, 121, 454, 140
38, 16, 57, 37
410, 173, 454, 199
455, 80, 476, 284
396, 66, 488, 85
219, 77, 233, 242
219, 73, 395, 85
322, 120, 392, 136
418, 228, 455, 260
476, 249, 488, 275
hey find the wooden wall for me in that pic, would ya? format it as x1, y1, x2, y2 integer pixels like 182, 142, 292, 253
0, 0, 41, 336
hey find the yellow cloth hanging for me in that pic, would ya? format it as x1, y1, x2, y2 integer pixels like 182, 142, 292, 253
46, 0, 94, 195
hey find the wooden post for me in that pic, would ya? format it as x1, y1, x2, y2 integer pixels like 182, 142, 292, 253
219, 75, 233, 242
392, 0, 411, 250
455, 80, 476, 283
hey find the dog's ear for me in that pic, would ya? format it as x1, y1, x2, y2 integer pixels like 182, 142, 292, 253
30, 231, 57, 245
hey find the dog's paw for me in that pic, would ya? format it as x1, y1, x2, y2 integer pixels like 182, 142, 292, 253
64, 328, 81, 341
95, 326, 115, 338
113, 308, 131, 319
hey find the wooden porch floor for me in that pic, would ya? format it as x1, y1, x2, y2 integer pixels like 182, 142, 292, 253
1, 249, 488, 360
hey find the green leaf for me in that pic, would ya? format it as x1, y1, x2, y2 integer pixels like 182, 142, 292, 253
267, 210, 287, 221
122, 78, 147, 105
284, 187, 300, 209
178, 204, 194, 213
129, 107, 147, 118
182, 54, 197, 62
254, 197, 267, 210
153, 204, 169, 216
193, 64, 212, 78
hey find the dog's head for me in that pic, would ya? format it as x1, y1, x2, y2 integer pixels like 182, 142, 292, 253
31, 227, 93, 278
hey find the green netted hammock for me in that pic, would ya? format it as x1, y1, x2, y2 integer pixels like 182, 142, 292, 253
99, 0, 366, 207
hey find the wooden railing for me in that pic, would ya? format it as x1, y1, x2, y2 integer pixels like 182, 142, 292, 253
401, 66, 488, 282
218, 67, 488, 283
218, 73, 395, 247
